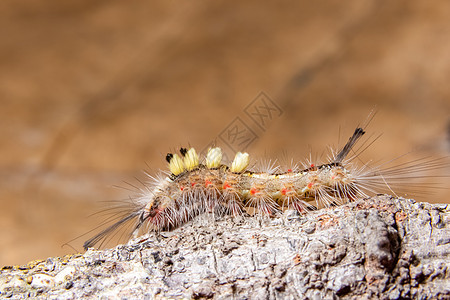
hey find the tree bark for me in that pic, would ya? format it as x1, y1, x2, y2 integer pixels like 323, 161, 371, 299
1, 195, 449, 299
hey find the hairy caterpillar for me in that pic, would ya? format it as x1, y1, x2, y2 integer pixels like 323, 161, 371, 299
83, 124, 448, 250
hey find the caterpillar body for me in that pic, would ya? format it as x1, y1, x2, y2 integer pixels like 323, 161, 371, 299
83, 126, 448, 250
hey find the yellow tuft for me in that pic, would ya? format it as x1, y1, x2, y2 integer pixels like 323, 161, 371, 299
231, 152, 250, 173
169, 154, 185, 175
183, 148, 199, 171
206, 147, 222, 168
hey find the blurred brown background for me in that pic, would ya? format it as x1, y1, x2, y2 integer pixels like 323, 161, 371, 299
1, 1, 449, 266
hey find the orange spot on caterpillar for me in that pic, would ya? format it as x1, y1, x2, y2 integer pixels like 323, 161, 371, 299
281, 188, 287, 195
223, 182, 231, 189
204, 179, 212, 187
308, 182, 313, 189
250, 188, 258, 195
287, 169, 292, 173
191, 182, 196, 187
180, 186, 185, 191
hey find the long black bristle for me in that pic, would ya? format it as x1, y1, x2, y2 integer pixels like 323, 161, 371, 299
334, 127, 365, 163
83, 211, 142, 250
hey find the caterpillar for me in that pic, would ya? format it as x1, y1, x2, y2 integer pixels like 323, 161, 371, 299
83, 125, 448, 250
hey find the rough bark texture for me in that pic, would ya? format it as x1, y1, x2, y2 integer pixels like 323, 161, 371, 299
1, 195, 449, 299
